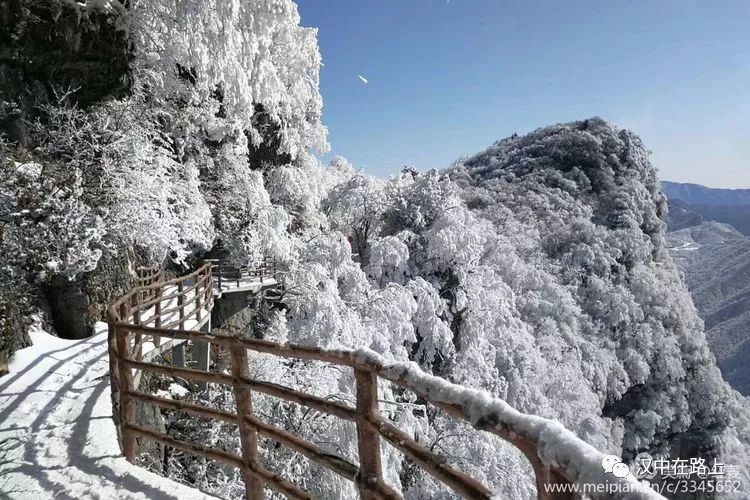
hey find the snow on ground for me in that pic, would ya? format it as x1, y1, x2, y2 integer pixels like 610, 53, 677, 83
0, 321, 220, 499
0, 274, 273, 498
213, 276, 277, 298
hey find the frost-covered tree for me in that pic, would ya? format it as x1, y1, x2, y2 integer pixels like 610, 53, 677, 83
0, 0, 329, 345
2, 1, 749, 498
129, 0, 328, 161
251, 118, 750, 497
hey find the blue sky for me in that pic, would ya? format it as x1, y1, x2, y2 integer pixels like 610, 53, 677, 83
296, 0, 749, 188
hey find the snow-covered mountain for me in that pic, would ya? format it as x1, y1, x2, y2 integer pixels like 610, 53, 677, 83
662, 181, 750, 206
2, 1, 750, 498
669, 222, 750, 395
663, 182, 750, 235
662, 181, 750, 395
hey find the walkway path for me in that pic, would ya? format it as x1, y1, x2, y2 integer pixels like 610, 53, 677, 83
0, 322, 218, 499
0, 272, 274, 499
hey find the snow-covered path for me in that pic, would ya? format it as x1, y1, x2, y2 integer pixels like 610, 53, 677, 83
0, 324, 218, 499
0, 271, 278, 498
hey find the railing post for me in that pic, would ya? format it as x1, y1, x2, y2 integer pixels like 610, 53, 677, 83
229, 344, 263, 500
130, 294, 142, 362
205, 265, 213, 310
115, 306, 136, 462
196, 271, 203, 322
106, 310, 121, 434
355, 368, 384, 499
177, 281, 185, 330
154, 283, 162, 347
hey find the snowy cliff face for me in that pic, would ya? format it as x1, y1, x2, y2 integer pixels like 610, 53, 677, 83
265, 119, 750, 497
2, 1, 749, 497
669, 224, 750, 395
0, 0, 326, 344
448, 119, 722, 445
664, 184, 750, 396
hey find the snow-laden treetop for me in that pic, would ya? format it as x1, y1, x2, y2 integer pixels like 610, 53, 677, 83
67, 0, 328, 159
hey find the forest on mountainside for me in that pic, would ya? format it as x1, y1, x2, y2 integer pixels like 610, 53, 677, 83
665, 184, 750, 397
1, 1, 749, 498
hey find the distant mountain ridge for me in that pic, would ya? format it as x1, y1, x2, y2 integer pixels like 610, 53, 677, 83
669, 226, 750, 395
662, 181, 750, 235
664, 180, 750, 395
662, 181, 750, 206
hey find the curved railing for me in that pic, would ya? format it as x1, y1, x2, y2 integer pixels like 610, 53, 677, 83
136, 264, 164, 288
135, 264, 166, 305
207, 257, 277, 294
107, 265, 659, 500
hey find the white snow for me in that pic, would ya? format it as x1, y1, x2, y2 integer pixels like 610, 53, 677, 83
0, 321, 219, 499
356, 349, 665, 500
168, 383, 189, 398
0, 271, 273, 499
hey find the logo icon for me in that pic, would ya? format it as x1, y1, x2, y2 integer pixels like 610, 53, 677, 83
601, 454, 631, 479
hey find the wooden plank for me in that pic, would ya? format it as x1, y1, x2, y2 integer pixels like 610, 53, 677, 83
238, 376, 357, 422
115, 324, 136, 462
130, 295, 142, 362
154, 284, 162, 332
230, 345, 263, 499
127, 423, 243, 469
116, 325, 360, 367
109, 263, 212, 313
124, 358, 233, 386
247, 462, 312, 500
177, 281, 184, 331
159, 312, 210, 336
122, 358, 357, 421
128, 391, 237, 423
106, 311, 121, 437
128, 423, 312, 499
195, 271, 203, 322
354, 368, 385, 499
160, 289, 200, 317
378, 372, 575, 499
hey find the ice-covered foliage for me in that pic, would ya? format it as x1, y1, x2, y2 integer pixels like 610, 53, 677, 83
1, 0, 328, 273
136, 116, 749, 498
129, 0, 328, 160
0, 138, 105, 281
3, 1, 749, 497
257, 119, 749, 497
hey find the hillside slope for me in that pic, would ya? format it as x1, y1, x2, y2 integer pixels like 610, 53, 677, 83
662, 181, 750, 206
669, 224, 750, 394
662, 182, 750, 235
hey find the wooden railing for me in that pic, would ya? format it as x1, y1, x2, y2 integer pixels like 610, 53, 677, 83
208, 257, 277, 294
136, 264, 164, 288
107, 265, 580, 500
135, 264, 165, 304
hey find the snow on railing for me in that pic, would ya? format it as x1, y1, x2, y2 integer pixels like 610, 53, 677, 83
359, 352, 664, 500
107, 265, 663, 500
